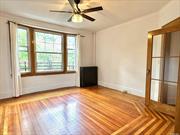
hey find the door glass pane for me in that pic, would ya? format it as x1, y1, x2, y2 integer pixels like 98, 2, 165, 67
163, 82, 177, 106
151, 80, 177, 106
165, 31, 180, 57
151, 58, 164, 80
151, 80, 162, 102
152, 35, 164, 57
164, 57, 179, 82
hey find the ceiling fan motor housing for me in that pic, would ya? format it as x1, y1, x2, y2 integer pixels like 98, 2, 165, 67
74, 0, 80, 4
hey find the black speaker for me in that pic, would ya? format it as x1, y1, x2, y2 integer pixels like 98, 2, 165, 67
80, 66, 98, 87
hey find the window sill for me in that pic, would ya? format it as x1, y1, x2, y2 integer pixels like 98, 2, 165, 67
21, 71, 76, 77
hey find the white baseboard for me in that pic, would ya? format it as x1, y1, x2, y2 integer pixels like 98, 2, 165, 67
0, 93, 13, 99
98, 81, 145, 97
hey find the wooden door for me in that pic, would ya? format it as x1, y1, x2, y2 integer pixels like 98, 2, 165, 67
145, 24, 180, 133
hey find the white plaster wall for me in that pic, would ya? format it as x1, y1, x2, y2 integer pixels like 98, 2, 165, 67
96, 13, 159, 97
95, 0, 180, 97
0, 17, 13, 99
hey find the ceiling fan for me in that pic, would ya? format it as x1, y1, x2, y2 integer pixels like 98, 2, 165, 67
50, 0, 103, 23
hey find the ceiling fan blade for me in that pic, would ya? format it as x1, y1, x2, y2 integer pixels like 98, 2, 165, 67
68, 0, 77, 11
83, 6, 103, 13
50, 10, 73, 13
81, 14, 95, 21
67, 15, 73, 22
76, 3, 81, 12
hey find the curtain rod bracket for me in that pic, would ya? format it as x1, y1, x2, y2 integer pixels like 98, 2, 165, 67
7, 20, 17, 25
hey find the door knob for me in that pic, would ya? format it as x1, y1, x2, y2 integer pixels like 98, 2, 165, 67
146, 69, 151, 75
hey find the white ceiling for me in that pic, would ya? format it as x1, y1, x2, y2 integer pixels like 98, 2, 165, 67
0, 0, 170, 31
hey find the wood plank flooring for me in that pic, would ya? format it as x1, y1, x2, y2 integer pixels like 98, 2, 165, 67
0, 87, 175, 135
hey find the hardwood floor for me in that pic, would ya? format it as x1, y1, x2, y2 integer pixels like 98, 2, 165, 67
0, 87, 175, 135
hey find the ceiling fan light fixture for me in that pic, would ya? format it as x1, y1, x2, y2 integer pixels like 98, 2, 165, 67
72, 14, 83, 23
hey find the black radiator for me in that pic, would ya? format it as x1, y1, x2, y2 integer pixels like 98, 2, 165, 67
80, 66, 98, 87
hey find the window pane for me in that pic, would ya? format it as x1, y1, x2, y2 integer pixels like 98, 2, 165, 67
36, 53, 63, 72
68, 50, 76, 71
35, 32, 62, 53
54, 35, 61, 44
45, 33, 54, 43
35, 31, 63, 72
19, 52, 30, 72
67, 36, 76, 71
36, 42, 46, 52
17, 28, 31, 73
17, 29, 28, 46
36, 32, 45, 43
67, 36, 76, 49
19, 46, 28, 51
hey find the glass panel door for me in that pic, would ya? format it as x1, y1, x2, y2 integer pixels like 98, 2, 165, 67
150, 31, 180, 106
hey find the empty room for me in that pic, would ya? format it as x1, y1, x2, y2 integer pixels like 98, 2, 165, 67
0, 0, 180, 134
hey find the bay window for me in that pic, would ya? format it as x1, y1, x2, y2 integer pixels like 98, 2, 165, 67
17, 26, 77, 76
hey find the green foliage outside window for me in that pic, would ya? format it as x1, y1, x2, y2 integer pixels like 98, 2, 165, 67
35, 31, 63, 72
17, 28, 30, 73
67, 36, 76, 71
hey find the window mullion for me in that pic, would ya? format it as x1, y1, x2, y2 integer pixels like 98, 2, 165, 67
29, 28, 36, 75
64, 34, 67, 73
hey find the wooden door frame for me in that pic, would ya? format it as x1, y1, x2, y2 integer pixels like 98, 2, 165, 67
175, 54, 180, 133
